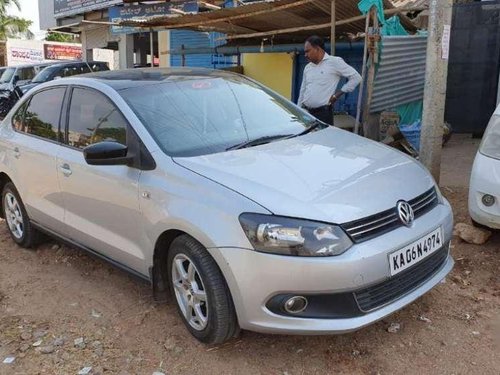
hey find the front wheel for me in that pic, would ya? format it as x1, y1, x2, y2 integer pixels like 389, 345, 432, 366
2, 182, 41, 248
167, 235, 238, 344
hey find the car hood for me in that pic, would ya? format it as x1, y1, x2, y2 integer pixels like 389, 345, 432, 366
173, 128, 435, 223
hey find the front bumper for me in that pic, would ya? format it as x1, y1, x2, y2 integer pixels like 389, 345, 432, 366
469, 152, 500, 229
210, 201, 454, 334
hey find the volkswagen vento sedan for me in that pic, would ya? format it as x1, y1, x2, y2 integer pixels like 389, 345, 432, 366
0, 69, 454, 344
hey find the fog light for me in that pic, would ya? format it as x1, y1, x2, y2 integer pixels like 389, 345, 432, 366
283, 296, 308, 314
482, 194, 495, 207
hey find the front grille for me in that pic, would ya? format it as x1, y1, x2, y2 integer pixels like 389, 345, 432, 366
354, 244, 449, 312
341, 187, 438, 243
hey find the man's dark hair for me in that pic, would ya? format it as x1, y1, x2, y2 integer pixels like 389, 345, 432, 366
306, 35, 325, 50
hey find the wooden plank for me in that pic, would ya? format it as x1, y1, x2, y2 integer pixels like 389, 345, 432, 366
218, 7, 424, 41
330, 0, 335, 54
151, 0, 318, 30
362, 6, 379, 137
354, 11, 371, 135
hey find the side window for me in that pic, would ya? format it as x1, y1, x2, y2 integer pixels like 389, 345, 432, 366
19, 67, 36, 81
67, 88, 127, 149
61, 67, 74, 77
12, 101, 29, 132
18, 88, 66, 140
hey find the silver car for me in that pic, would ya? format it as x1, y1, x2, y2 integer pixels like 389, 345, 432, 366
0, 68, 454, 344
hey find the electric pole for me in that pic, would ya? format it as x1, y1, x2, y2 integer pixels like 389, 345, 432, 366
420, 0, 453, 182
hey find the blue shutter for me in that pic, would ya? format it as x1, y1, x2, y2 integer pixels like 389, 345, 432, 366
170, 30, 231, 68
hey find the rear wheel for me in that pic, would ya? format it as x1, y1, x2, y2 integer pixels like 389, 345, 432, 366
167, 235, 238, 344
2, 182, 41, 248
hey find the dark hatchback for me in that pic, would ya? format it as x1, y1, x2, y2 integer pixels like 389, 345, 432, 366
20, 61, 109, 93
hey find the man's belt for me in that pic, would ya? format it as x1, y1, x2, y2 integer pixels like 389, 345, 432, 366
303, 104, 332, 113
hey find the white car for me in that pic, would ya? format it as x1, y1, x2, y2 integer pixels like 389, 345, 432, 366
469, 105, 500, 229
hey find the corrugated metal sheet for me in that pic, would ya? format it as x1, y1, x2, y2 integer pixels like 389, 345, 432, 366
391, 0, 428, 9
370, 35, 427, 113
119, 0, 417, 45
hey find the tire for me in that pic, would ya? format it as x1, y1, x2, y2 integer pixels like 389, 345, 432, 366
167, 235, 238, 344
1, 182, 41, 248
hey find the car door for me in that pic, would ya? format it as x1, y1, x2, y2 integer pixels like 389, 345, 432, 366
56, 86, 146, 273
9, 87, 67, 232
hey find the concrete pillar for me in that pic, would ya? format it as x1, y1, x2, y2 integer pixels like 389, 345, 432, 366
81, 29, 89, 61
420, 0, 453, 182
119, 33, 134, 69
158, 30, 170, 67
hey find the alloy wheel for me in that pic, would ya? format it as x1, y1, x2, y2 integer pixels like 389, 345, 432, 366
171, 254, 209, 331
4, 192, 24, 239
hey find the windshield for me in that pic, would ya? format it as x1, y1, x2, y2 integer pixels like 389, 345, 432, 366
119, 75, 320, 157
32, 67, 56, 83
0, 68, 15, 83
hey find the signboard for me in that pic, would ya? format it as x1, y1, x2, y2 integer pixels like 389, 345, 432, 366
6, 40, 45, 65
9, 46, 44, 64
109, 2, 199, 34
54, 0, 122, 18
44, 43, 82, 61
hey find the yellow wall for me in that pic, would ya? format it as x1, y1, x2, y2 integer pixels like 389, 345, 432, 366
242, 53, 293, 100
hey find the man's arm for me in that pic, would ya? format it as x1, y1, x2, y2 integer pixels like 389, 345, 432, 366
329, 57, 362, 105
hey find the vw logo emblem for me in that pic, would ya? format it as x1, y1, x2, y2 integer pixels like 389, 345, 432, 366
397, 201, 415, 227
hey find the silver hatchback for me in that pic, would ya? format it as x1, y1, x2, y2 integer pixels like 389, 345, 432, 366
0, 69, 454, 344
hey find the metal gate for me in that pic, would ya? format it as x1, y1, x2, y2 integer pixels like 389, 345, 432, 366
445, 1, 500, 134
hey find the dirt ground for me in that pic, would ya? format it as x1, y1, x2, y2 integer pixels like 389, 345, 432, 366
0, 138, 499, 375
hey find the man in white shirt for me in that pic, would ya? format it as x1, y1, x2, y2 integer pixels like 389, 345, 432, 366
298, 35, 362, 125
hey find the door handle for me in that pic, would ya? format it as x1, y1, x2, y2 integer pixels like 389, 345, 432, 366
59, 163, 72, 177
13, 147, 20, 159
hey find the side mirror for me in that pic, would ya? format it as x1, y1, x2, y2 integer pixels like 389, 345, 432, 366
12, 75, 19, 85
83, 141, 132, 166
54, 76, 62, 80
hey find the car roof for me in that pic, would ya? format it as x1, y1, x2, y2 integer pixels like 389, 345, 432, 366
71, 67, 240, 91
42, 61, 107, 69
7, 62, 56, 70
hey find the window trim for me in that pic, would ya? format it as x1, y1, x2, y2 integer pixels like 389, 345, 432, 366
11, 86, 68, 145
62, 85, 130, 153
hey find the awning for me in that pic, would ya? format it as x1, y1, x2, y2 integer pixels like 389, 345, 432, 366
118, 0, 421, 45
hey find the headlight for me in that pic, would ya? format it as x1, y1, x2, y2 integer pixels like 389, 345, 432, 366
239, 213, 353, 257
480, 114, 500, 160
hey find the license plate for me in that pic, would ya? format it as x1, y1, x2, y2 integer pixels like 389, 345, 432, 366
389, 227, 444, 276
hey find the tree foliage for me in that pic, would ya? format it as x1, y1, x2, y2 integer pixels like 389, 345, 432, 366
0, 0, 33, 41
45, 32, 78, 43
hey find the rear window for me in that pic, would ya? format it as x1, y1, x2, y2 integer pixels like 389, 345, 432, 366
14, 87, 66, 141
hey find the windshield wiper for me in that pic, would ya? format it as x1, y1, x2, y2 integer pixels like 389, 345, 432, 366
226, 134, 293, 151
290, 120, 325, 138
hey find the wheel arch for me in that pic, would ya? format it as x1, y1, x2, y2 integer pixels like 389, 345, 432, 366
0, 172, 13, 218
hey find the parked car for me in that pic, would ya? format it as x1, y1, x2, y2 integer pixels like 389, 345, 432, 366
0, 63, 54, 90
469, 105, 500, 229
20, 61, 109, 93
0, 68, 454, 344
